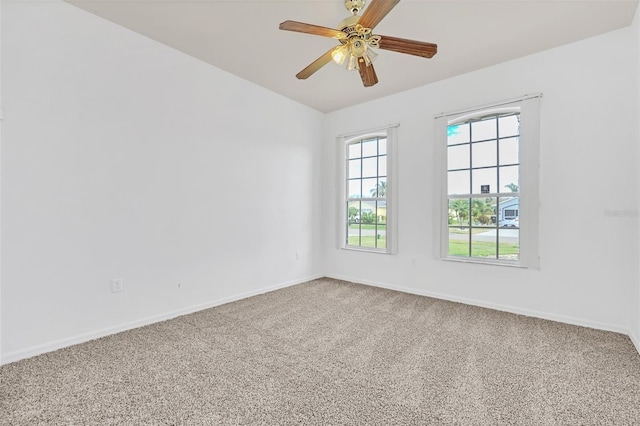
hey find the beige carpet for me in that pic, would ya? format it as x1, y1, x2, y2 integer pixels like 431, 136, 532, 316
1, 277, 640, 425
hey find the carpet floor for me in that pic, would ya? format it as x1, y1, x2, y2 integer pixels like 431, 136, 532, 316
1, 277, 640, 425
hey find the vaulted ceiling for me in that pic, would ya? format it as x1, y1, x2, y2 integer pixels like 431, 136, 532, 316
67, 0, 638, 113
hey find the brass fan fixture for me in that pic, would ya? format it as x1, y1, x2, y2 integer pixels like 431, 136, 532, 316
279, 0, 437, 87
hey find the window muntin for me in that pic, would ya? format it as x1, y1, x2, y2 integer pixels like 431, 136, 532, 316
346, 136, 387, 251
446, 112, 521, 262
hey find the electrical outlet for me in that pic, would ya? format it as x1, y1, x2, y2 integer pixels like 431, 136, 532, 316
177, 283, 182, 288
111, 279, 123, 293
410, 258, 417, 266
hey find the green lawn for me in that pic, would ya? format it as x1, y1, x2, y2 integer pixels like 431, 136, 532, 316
449, 227, 493, 235
348, 235, 386, 249
448, 240, 519, 257
349, 223, 386, 231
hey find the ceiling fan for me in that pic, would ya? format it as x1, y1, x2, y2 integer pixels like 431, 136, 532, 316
279, 0, 437, 88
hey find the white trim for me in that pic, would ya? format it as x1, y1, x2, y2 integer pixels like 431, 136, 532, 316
434, 93, 542, 119
386, 125, 399, 255
630, 330, 640, 356
518, 96, 541, 269
325, 273, 630, 335
441, 257, 524, 268
434, 95, 541, 268
336, 123, 399, 139
337, 125, 398, 254
0, 0, 4, 366
1, 274, 323, 365
5, 273, 638, 363
336, 135, 347, 249
433, 116, 448, 259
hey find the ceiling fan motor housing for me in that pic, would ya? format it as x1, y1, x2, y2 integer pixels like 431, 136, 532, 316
345, 0, 365, 15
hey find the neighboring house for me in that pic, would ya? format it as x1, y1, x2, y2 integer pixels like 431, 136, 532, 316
351, 200, 387, 223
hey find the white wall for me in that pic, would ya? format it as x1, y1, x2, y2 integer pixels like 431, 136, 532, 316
0, 0, 3, 365
633, 7, 640, 352
2, 0, 639, 364
1, 1, 324, 362
324, 24, 640, 334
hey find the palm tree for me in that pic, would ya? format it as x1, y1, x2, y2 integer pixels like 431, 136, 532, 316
450, 199, 469, 225
472, 199, 494, 225
504, 183, 519, 192
348, 206, 359, 224
369, 181, 387, 197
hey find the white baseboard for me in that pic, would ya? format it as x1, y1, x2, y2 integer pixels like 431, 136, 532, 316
630, 330, 640, 356
326, 273, 630, 336
2, 274, 323, 365
5, 273, 637, 364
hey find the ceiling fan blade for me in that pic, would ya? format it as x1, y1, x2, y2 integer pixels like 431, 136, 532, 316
357, 58, 378, 87
378, 35, 438, 58
279, 20, 347, 39
296, 48, 335, 80
358, 0, 401, 30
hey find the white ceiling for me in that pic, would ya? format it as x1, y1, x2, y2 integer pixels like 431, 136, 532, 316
66, 0, 638, 113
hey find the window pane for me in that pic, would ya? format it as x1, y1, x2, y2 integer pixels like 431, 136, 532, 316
472, 197, 496, 227
499, 137, 519, 165
360, 201, 375, 221
498, 197, 519, 225
362, 178, 377, 198
449, 199, 470, 226
442, 106, 534, 266
348, 201, 361, 225
448, 144, 469, 170
499, 166, 519, 192
378, 155, 387, 177
348, 159, 361, 178
472, 167, 497, 195
360, 234, 377, 248
348, 179, 361, 198
448, 170, 470, 195
471, 118, 497, 141
377, 200, 387, 224
362, 139, 377, 157
347, 231, 361, 246
345, 134, 390, 252
375, 201, 386, 249
471, 231, 497, 258
472, 140, 497, 168
372, 178, 387, 198
448, 123, 470, 145
348, 143, 361, 159
499, 114, 520, 138
378, 138, 387, 155
362, 157, 377, 178
448, 227, 470, 257
498, 228, 519, 260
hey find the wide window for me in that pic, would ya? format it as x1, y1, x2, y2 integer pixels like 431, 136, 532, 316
434, 95, 540, 267
338, 125, 398, 254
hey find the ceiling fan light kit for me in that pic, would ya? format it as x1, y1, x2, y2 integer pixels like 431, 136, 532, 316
279, 0, 437, 87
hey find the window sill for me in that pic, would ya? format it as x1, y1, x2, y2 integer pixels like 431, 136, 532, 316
342, 246, 389, 255
441, 256, 526, 268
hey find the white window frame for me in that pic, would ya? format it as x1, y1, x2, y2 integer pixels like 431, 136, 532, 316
337, 124, 398, 254
433, 94, 541, 268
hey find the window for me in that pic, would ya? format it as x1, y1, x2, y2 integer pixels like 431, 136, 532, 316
504, 209, 518, 219
434, 95, 540, 267
338, 125, 398, 254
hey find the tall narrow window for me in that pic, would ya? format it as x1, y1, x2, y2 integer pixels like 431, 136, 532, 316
447, 112, 521, 261
338, 125, 398, 254
347, 136, 387, 250
434, 95, 540, 268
